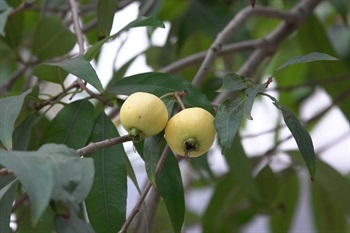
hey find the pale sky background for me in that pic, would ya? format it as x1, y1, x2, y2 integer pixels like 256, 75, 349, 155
93, 3, 349, 232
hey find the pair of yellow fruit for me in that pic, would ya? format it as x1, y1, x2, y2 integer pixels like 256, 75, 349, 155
120, 92, 216, 157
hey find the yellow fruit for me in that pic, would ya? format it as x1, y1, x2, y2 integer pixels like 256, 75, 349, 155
165, 107, 216, 157
120, 92, 168, 141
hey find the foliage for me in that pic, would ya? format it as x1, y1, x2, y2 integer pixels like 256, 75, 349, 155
0, 0, 349, 233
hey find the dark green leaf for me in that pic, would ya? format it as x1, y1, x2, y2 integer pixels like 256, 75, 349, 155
106, 72, 213, 113
214, 97, 245, 154
32, 16, 76, 60
290, 151, 350, 215
270, 168, 299, 233
144, 133, 166, 186
297, 15, 350, 121
275, 103, 316, 180
40, 55, 104, 92
13, 114, 36, 150
121, 16, 165, 30
223, 136, 262, 203
85, 112, 127, 233
33, 63, 68, 84
16, 207, 56, 233
0, 88, 33, 150
203, 174, 254, 233
0, 149, 55, 224
312, 181, 348, 233
41, 100, 95, 149
313, 159, 350, 214
255, 165, 280, 207
97, 0, 119, 39
217, 73, 248, 92
0, 176, 18, 233
156, 152, 184, 233
244, 83, 267, 120
275, 52, 339, 73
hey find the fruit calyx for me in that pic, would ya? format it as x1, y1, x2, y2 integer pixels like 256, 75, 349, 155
183, 137, 199, 154
128, 128, 145, 142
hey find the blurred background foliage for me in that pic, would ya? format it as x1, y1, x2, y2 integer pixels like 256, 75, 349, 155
0, 0, 349, 232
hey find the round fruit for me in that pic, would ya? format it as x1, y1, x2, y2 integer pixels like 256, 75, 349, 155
120, 92, 168, 141
165, 107, 216, 157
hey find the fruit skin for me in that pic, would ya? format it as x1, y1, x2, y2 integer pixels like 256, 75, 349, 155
120, 92, 168, 140
165, 107, 216, 157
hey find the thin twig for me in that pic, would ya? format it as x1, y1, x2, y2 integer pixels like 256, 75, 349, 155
75, 79, 113, 106
9, 0, 36, 17
160, 39, 262, 74
35, 81, 80, 110
68, 0, 84, 54
77, 135, 131, 156
118, 146, 170, 233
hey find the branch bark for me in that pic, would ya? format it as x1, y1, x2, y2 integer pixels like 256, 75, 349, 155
213, 0, 321, 105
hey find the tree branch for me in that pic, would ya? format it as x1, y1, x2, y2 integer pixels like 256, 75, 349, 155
77, 135, 131, 156
191, 6, 298, 87
213, 0, 322, 105
160, 39, 263, 73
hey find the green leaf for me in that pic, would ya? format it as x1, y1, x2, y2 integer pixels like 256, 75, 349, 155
97, 0, 119, 39
41, 100, 95, 149
217, 73, 249, 92
155, 152, 185, 233
84, 16, 164, 61
255, 165, 280, 207
16, 207, 56, 233
274, 52, 339, 73
39, 55, 104, 92
244, 83, 267, 120
54, 210, 95, 233
13, 114, 36, 150
121, 16, 165, 30
274, 102, 316, 180
214, 97, 245, 154
0, 88, 33, 150
223, 135, 262, 203
106, 72, 213, 113
39, 144, 94, 205
0, 149, 55, 225
32, 16, 76, 60
85, 112, 127, 233
0, 176, 18, 233
313, 159, 350, 215
203, 174, 254, 233
270, 168, 299, 233
33, 63, 68, 84
312, 181, 348, 233
143, 133, 166, 186
3, 144, 93, 229
297, 15, 350, 121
